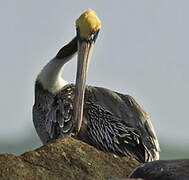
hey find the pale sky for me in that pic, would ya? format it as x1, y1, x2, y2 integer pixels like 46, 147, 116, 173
0, 0, 189, 149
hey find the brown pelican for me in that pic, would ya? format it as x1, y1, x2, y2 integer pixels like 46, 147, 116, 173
33, 10, 160, 163
129, 159, 189, 180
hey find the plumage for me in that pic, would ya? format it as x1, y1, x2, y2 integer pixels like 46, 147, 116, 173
33, 9, 160, 163
33, 81, 160, 162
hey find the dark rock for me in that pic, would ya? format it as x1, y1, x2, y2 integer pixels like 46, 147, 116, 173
129, 159, 189, 180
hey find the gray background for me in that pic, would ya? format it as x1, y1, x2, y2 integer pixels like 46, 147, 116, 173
0, 0, 188, 158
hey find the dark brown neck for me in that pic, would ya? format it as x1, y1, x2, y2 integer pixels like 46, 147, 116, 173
56, 37, 77, 59
36, 36, 78, 93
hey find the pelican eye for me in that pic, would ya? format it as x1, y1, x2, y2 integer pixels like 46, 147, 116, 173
89, 29, 100, 43
90, 30, 96, 39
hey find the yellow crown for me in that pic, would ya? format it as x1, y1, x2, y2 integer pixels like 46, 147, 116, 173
76, 10, 101, 40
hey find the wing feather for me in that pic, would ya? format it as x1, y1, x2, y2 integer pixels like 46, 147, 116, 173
84, 86, 160, 162
33, 83, 74, 144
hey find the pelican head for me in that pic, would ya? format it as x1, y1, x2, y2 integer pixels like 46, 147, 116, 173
73, 10, 101, 133
76, 10, 101, 41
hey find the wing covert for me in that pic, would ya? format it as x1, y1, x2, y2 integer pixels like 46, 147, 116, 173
116, 93, 160, 161
84, 86, 160, 162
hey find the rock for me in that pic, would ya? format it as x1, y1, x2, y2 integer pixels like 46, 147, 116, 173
109, 178, 143, 180
129, 159, 189, 180
0, 137, 139, 180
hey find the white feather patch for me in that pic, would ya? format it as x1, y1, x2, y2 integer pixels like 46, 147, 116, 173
37, 57, 70, 94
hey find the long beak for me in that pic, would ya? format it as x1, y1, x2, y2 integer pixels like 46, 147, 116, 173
73, 39, 94, 134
